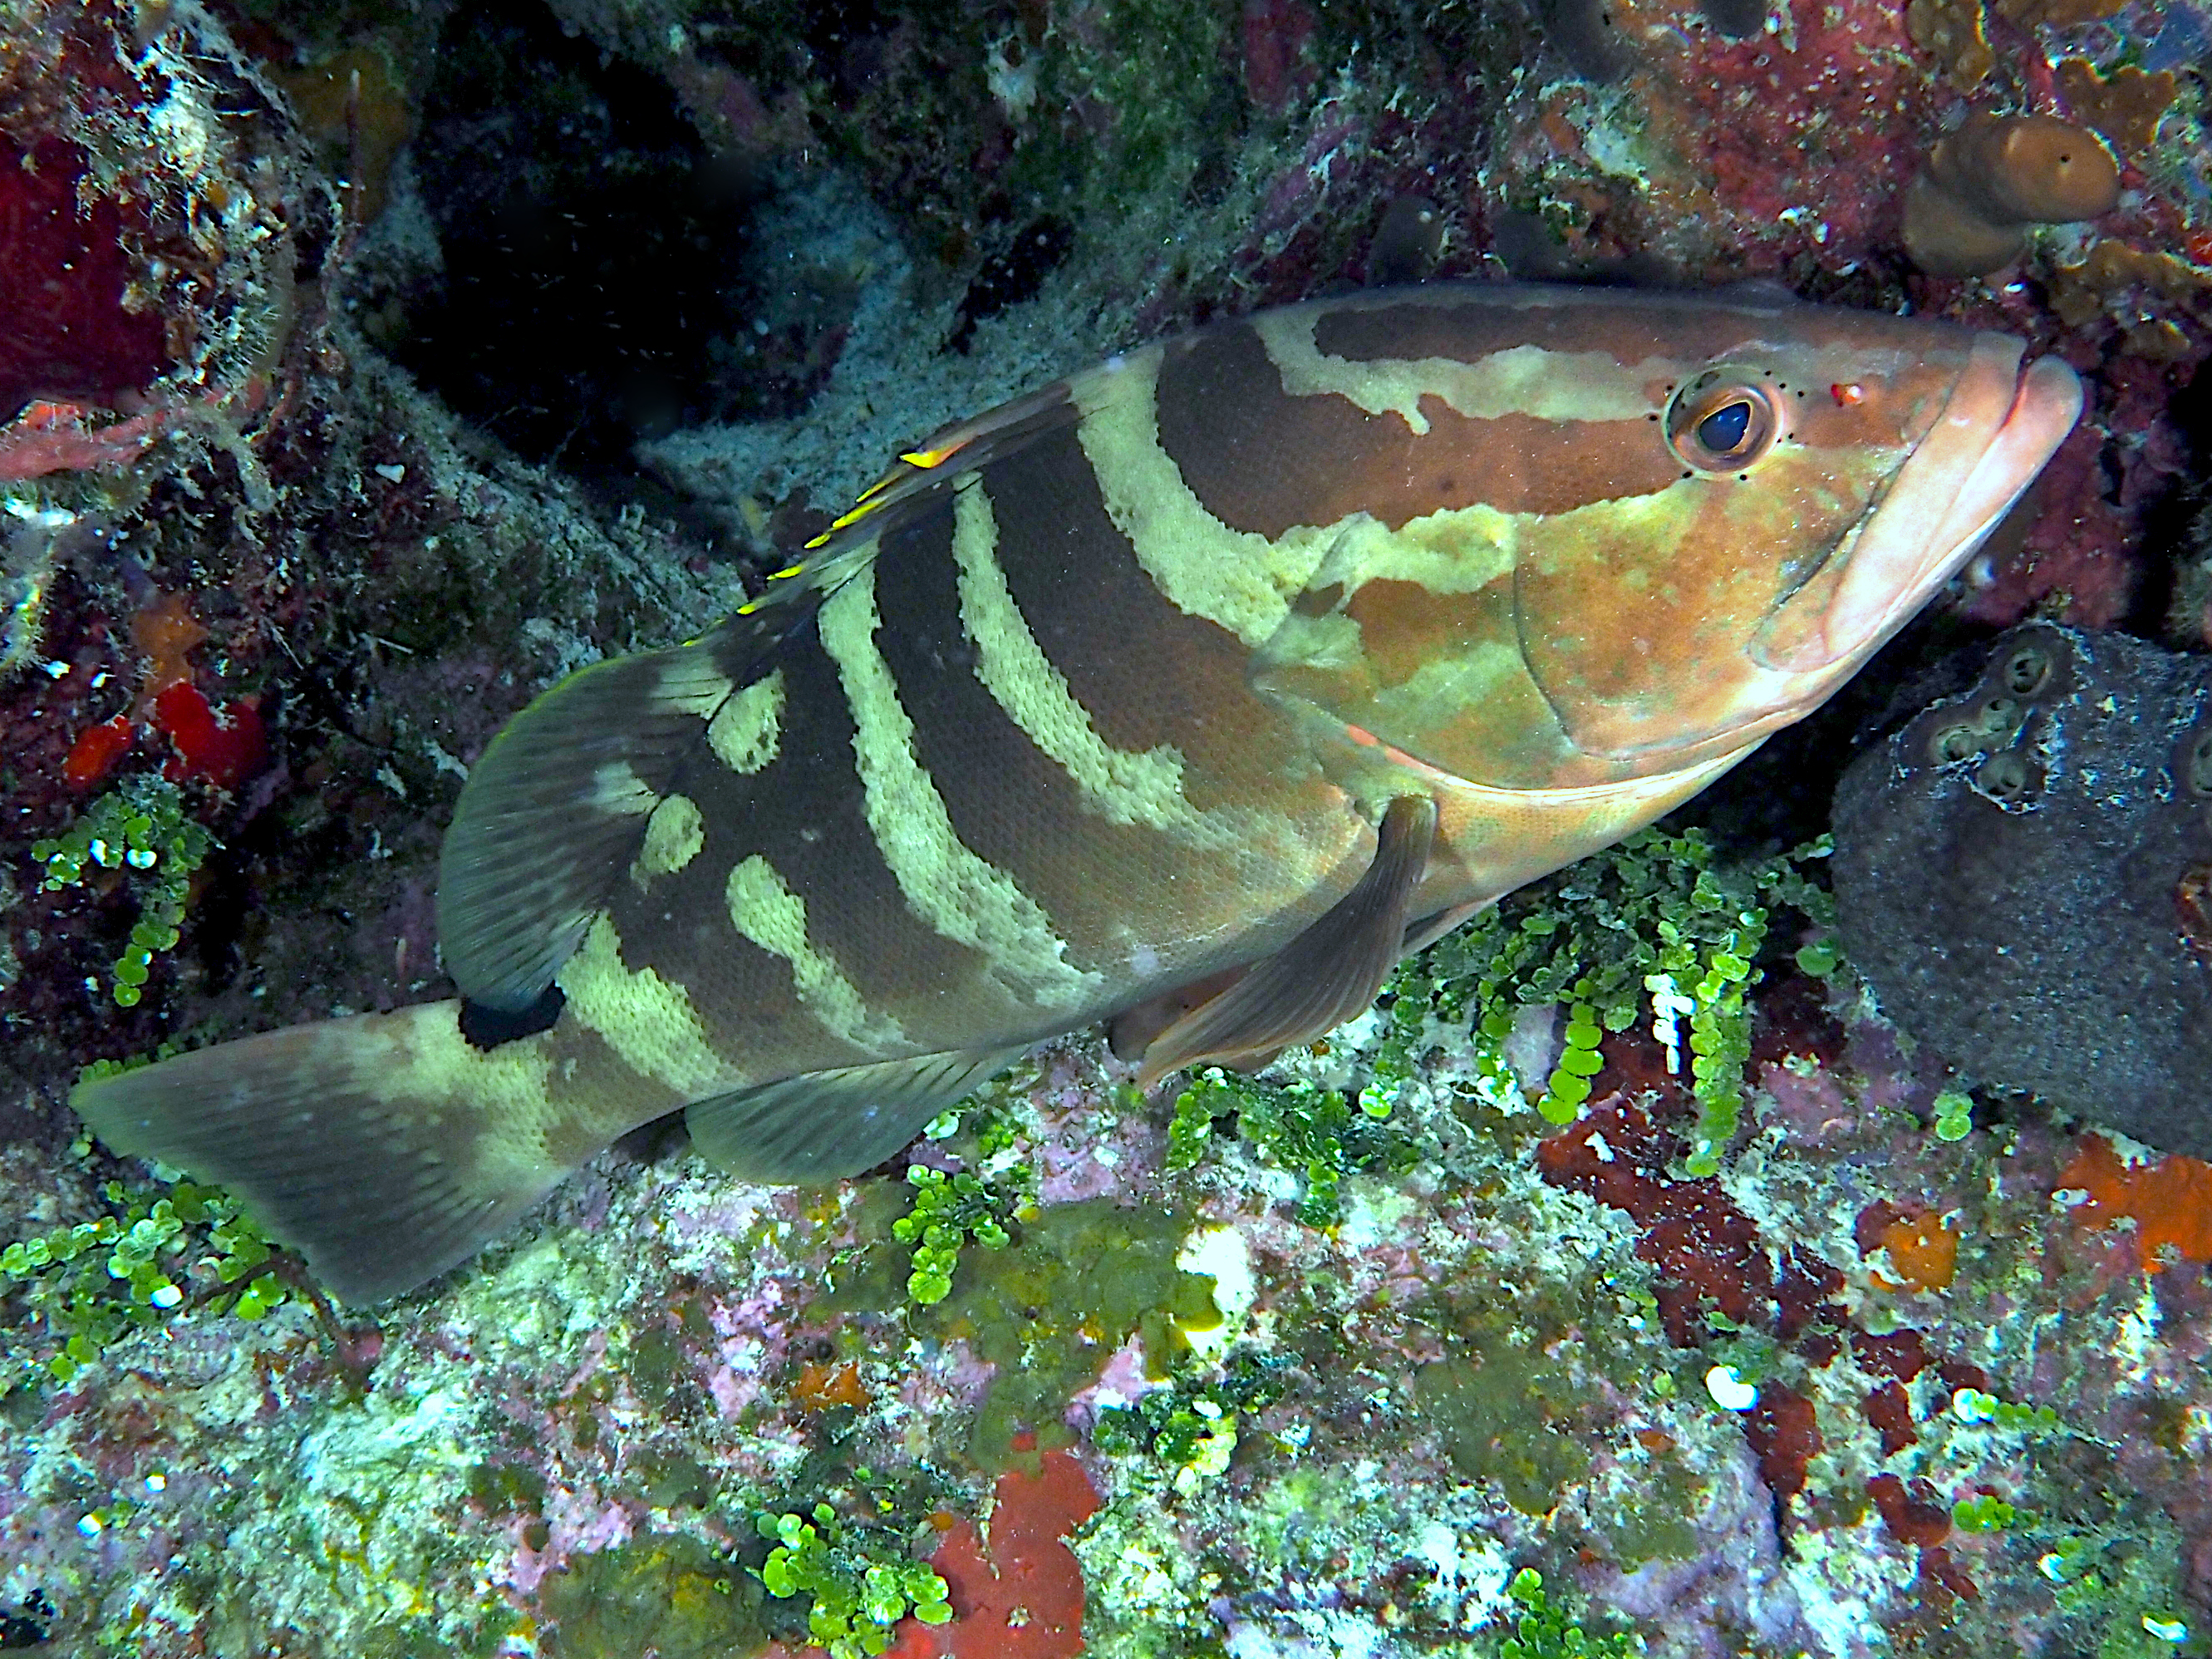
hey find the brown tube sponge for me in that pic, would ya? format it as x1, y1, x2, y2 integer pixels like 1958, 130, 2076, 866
1904, 113, 2121, 278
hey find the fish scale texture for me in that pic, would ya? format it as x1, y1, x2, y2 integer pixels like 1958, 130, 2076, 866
1831, 623, 2212, 1159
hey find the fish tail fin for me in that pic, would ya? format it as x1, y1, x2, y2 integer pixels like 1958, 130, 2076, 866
71, 1002, 577, 1304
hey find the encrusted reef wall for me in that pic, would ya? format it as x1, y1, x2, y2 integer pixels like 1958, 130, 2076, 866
1, 0, 2210, 1656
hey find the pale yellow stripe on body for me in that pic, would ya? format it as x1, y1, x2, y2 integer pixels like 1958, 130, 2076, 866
556, 914, 735, 1096
951, 480, 1234, 845
1071, 351, 1340, 650
815, 564, 1102, 1011
708, 669, 785, 774
725, 854, 908, 1050
1250, 309, 1670, 436
632, 794, 705, 887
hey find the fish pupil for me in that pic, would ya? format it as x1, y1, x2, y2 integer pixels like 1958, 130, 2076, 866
1697, 398, 1753, 454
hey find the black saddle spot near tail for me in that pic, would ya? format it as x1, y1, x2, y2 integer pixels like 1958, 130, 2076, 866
460, 984, 566, 1050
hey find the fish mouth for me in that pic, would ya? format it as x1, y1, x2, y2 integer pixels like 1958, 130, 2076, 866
1757, 334, 2083, 673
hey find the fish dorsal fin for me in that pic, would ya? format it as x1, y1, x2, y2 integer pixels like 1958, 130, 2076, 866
438, 608, 802, 1011
792, 377, 1084, 564
684, 1047, 1030, 1182
1136, 795, 1438, 1087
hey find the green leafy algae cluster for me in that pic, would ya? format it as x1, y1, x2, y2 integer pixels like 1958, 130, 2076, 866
1386, 827, 1837, 1175
0, 1173, 285, 1389
30, 780, 215, 1007
755, 1502, 952, 1657
1496, 1568, 1639, 1659
892, 1164, 1015, 1305
1167, 1070, 1418, 1226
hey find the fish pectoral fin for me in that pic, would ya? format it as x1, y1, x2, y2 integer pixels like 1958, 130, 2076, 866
70, 1003, 574, 1306
1135, 794, 1439, 1088
684, 1046, 1032, 1183
438, 610, 796, 1013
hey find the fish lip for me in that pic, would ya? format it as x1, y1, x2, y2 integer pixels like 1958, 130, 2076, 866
1756, 335, 2083, 674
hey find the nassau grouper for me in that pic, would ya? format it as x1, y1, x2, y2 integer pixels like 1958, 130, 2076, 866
73, 282, 2082, 1302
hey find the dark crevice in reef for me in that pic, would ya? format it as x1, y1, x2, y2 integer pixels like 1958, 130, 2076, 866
393, 0, 788, 481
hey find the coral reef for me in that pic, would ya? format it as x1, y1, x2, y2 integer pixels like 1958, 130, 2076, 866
1831, 625, 2212, 1161
1, 0, 2210, 1654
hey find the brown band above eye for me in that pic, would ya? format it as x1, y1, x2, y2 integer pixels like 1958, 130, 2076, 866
1664, 372, 1785, 473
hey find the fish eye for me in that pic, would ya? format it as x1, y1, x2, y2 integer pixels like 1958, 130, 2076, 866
1698, 399, 1752, 452
1664, 371, 1783, 473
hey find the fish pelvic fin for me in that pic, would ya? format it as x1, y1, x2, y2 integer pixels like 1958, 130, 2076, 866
1135, 794, 1439, 1087
71, 1002, 590, 1304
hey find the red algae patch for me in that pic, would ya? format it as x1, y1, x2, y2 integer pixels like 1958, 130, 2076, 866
923, 1448, 1100, 1659
2057, 1136, 2212, 1272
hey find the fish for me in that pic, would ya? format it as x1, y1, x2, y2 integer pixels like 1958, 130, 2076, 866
71, 281, 2082, 1302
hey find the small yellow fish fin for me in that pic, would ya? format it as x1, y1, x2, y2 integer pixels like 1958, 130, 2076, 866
684, 1046, 1030, 1182
799, 379, 1084, 569
439, 609, 795, 1012
70, 1003, 571, 1305
1135, 795, 1439, 1088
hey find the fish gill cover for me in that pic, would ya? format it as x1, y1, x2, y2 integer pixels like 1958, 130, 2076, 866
0, 0, 2207, 1657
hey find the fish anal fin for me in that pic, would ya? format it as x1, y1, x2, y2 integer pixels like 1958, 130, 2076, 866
70, 1003, 579, 1305
685, 1046, 1030, 1183
1135, 795, 1438, 1088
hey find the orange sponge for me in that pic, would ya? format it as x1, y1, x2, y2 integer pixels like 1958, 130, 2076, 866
1905, 113, 2120, 277
2057, 1135, 2212, 1272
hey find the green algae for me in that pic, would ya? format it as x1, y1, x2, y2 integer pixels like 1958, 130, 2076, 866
1393, 826, 1836, 1174
754, 1503, 951, 1657
1093, 1350, 1294, 1498
1496, 1568, 1639, 1659
946, 1198, 1219, 1470
892, 1164, 1016, 1305
31, 780, 215, 1009
1593, 1458, 1705, 1567
0, 1173, 288, 1392
837, 1191, 1218, 1471
1167, 1069, 1418, 1226
536, 1529, 769, 1659
1414, 1347, 1592, 1516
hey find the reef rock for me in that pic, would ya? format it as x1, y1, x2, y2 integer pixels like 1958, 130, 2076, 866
1831, 624, 2212, 1157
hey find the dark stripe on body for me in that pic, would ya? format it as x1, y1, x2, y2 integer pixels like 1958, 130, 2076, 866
1153, 323, 1684, 537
